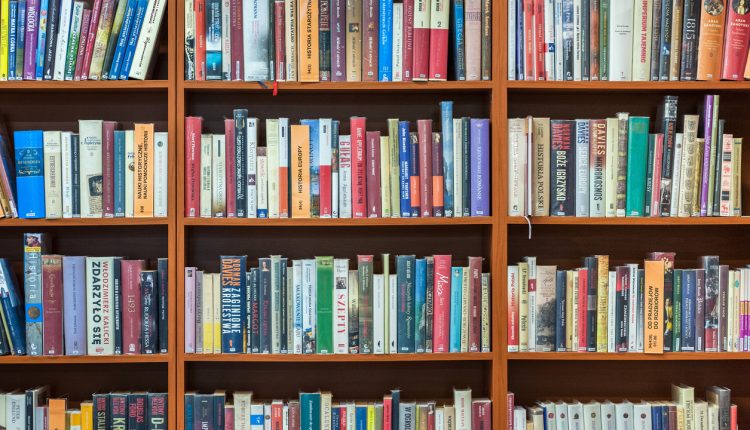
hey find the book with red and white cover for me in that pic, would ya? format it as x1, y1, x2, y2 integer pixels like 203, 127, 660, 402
121, 259, 145, 354
507, 265, 519, 352
413, 0, 431, 80
432, 254, 451, 352
225, 119, 236, 218
279, 118, 290, 218
195, 0, 207, 80
351, 117, 367, 218
577, 268, 588, 352
428, 0, 449, 80
366, 131, 382, 217
320, 119, 333, 218
403, 0, 415, 81
418, 120, 433, 216
185, 117, 203, 217
721, 3, 750, 80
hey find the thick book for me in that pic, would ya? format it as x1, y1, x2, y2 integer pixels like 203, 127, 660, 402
608, 0, 633, 80
316, 256, 334, 353
625, 116, 650, 216
417, 120, 432, 216
679, 0, 700, 79
696, 0, 727, 80
121, 259, 145, 354
644, 259, 665, 353
721, 2, 750, 80
396, 255, 416, 353
79, 120, 103, 217
86, 257, 116, 355
362, 0, 379, 81
42, 133, 62, 218
469, 118, 490, 216
42, 255, 63, 355
350, 117, 367, 218
14, 130, 45, 218
550, 120, 575, 216
297, 0, 320, 81
412, 0, 430, 80
358, 255, 374, 353
140, 270, 158, 353
62, 255, 86, 355
428, 0, 448, 80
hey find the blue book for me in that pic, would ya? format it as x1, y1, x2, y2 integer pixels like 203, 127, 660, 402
300, 392, 321, 430
396, 254, 415, 353
205, 0, 222, 80
440, 101, 454, 216
408, 132, 420, 217
114, 131, 126, 217
332, 407, 341, 430
378, 0, 393, 81
118, 0, 149, 79
220, 255, 247, 353
681, 269, 696, 351
35, 0, 49, 79
469, 119, 490, 216
516, 0, 524, 79
213, 393, 225, 429
452, 0, 465, 80
398, 121, 411, 217
183, 393, 194, 430
16, 0, 25, 79
651, 405, 661, 430
414, 258, 426, 352
555, 270, 567, 351
195, 394, 214, 429
355, 405, 367, 430
14, 130, 45, 218
8, 0, 17, 79
250, 406, 264, 427
449, 266, 462, 352
62, 256, 86, 355
0, 259, 26, 355
108, 0, 138, 79
301, 119, 320, 216
390, 390, 400, 430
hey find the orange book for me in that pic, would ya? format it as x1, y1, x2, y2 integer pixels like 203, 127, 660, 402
48, 398, 67, 430
298, 0, 320, 82
292, 125, 311, 218
696, 1, 728, 80
134, 123, 155, 217
644, 259, 665, 354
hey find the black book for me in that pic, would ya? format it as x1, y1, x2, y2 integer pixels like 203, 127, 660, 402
234, 109, 248, 217
550, 120, 576, 216
424, 256, 434, 353
94, 393, 111, 430
658, 0, 674, 80
279, 257, 288, 353
396, 255, 416, 353
113, 257, 123, 354
584, 256, 597, 352
128, 393, 148, 430
615, 266, 629, 352
679, 0, 700, 80
212, 392, 224, 430
42, 0, 60, 79
147, 393, 168, 430
195, 394, 213, 430
249, 268, 260, 353
110, 393, 128, 430
658, 95, 678, 216
157, 258, 168, 353
650, 0, 663, 80
71, 133, 81, 217
555, 270, 567, 351
141, 270, 158, 354
581, 0, 590, 80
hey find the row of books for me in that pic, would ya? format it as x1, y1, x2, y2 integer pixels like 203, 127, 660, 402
184, 254, 491, 355
185, 389, 490, 430
1, 388, 168, 430
5, 121, 169, 219
184, 106, 491, 219
508, 384, 733, 430
507, 254, 749, 354
184, 0, 492, 82
0, 0, 166, 80
508, 0, 750, 81
0, 232, 169, 356
508, 95, 743, 218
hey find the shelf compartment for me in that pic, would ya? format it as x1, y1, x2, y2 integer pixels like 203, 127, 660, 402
506, 216, 750, 226
184, 353, 493, 362
184, 217, 493, 227
508, 352, 750, 361
0, 354, 169, 364
506, 81, 750, 92
0, 218, 170, 227
183, 81, 495, 92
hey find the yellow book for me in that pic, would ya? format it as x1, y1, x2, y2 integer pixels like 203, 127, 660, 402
67, 410, 82, 430
213, 272, 221, 353
202, 271, 213, 353
595, 255, 610, 352
48, 398, 67, 430
297, 0, 319, 82
645, 259, 665, 354
134, 123, 155, 217
366, 403, 375, 430
291, 125, 311, 217
0, 0, 8, 79
80, 401, 94, 430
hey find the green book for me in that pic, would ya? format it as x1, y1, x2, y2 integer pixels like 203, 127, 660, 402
358, 255, 374, 354
644, 134, 657, 216
625, 116, 650, 216
707, 96, 720, 215
599, 0, 609, 80
672, 269, 682, 353
315, 256, 334, 354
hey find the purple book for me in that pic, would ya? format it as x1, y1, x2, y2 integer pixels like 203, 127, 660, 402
331, 0, 346, 81
23, 0, 38, 80
699, 95, 714, 217
470, 118, 490, 216
62, 256, 86, 355
184, 267, 196, 353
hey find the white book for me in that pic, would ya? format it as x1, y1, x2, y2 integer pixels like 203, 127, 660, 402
392, 3, 404, 81
615, 401, 635, 430
573, 0, 582, 80
153, 132, 168, 217
212, 134, 226, 217
247, 118, 259, 217
292, 260, 303, 354
568, 402, 584, 430
263, 404, 272, 430
287, 267, 295, 350
435, 407, 444, 430
128, 0, 167, 79
86, 257, 116, 355
257, 151, 268, 217
554, 0, 564, 80
380, 136, 391, 218
200, 135, 213, 217
78, 120, 103, 218
389, 273, 397, 353
453, 389, 471, 430
670, 133, 684, 217
601, 401, 616, 430
678, 115, 700, 217
319, 119, 333, 218
279, 118, 290, 218
282, 405, 289, 430
266, 119, 280, 218
6, 393, 25, 430
43, 131, 63, 219
507, 265, 519, 352
61, 132, 74, 218
513, 407, 527, 430
64, 2, 84, 81
507, 118, 526, 216
234, 392, 253, 430
607, 271, 616, 352
221, 0, 232, 80
554, 402, 568, 430
338, 135, 352, 218
285, 0, 298, 81
609, 0, 634, 80
124, 130, 135, 217
345, 403, 356, 430
544, 0, 555, 79
631, 0, 653, 81
537, 402, 556, 430
633, 403, 652, 430
333, 258, 349, 353
201, 270, 213, 353
301, 259, 316, 354
627, 264, 638, 352
605, 118, 618, 217
373, 273, 385, 354
243, 0, 271, 81
54, 0, 74, 80
694, 401, 707, 430
507, 0, 516, 79
583, 402, 602, 430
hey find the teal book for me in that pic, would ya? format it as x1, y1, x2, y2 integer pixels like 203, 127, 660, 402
449, 267, 463, 352
300, 392, 321, 430
14, 130, 45, 218
625, 116, 650, 216
315, 256, 334, 354
396, 254, 416, 353
414, 258, 427, 353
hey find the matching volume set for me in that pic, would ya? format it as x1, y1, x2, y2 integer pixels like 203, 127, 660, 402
185, 254, 491, 355
185, 0, 493, 82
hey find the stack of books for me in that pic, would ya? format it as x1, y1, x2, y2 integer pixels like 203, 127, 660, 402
185, 104, 491, 219
1, 388, 167, 430
184, 254, 491, 354
508, 253, 750, 354
185, 0, 493, 82
0, 0, 166, 80
4, 121, 169, 219
185, 388, 491, 430
509, 0, 750, 81
508, 95, 743, 218
0, 232, 168, 356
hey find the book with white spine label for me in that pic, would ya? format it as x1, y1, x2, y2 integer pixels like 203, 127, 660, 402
79, 120, 103, 218
212, 134, 226, 217
200, 135, 213, 217
153, 132, 168, 217
44, 131, 63, 219
61, 132, 74, 218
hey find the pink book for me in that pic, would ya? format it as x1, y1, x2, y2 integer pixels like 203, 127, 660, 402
102, 121, 117, 217
122, 259, 146, 354
428, 0, 449, 81
81, 0, 104, 79
432, 254, 452, 352
412, 0, 430, 81
74, 9, 92, 80
184, 117, 203, 217
365, 131, 381, 217
464, 0, 482, 80
417, 120, 432, 217
468, 257, 483, 351
184, 267, 197, 353
650, 134, 663, 217
319, 125, 332, 218
402, 0, 415, 81
383, 397, 392, 430
351, 116, 367, 218
225, 119, 236, 218
274, 0, 286, 80
42, 255, 64, 356
577, 268, 588, 352
230, 0, 244, 80
507, 266, 519, 352
225, 406, 235, 430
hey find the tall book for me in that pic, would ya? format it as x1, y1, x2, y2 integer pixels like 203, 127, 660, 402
696, 0, 727, 80
62, 255, 86, 355
220, 255, 246, 353
316, 256, 334, 353
79, 120, 103, 218
608, 0, 634, 80
298, 0, 320, 81
86, 257, 116, 355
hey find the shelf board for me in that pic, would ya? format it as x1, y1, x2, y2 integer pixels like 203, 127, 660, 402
182, 80, 494, 92
0, 354, 169, 364
506, 80, 750, 91
505, 216, 749, 226
183, 217, 493, 227
183, 352, 493, 362
0, 217, 170, 227
0, 80, 169, 91
508, 352, 750, 361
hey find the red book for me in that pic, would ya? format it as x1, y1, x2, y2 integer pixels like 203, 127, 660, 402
431, 132, 443, 216
319, 123, 332, 218
722, 5, 750, 80
506, 393, 515, 430
274, 0, 286, 80
102, 121, 116, 217
427, 404, 435, 430
195, 0, 207, 80
42, 255, 63, 356
417, 120, 433, 217
524, 0, 534, 79
271, 402, 283, 430
73, 10, 92, 80
577, 268, 588, 352
413, 0, 430, 80
185, 116, 203, 217
432, 254, 452, 352
363, 0, 379, 81
472, 399, 492, 430
121, 259, 146, 354
230, 0, 244, 80
533, 0, 545, 80
340, 406, 347, 430
288, 402, 300, 430
428, 0, 449, 80
468, 256, 482, 352
225, 119, 237, 218
366, 131, 381, 217
402, 0, 415, 81
650, 134, 663, 217
383, 396, 392, 430
351, 117, 367, 218
81, 0, 104, 79
225, 406, 235, 430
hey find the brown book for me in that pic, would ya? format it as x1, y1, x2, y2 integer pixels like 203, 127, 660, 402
468, 256, 483, 352
102, 121, 117, 217
696, 0, 728, 80
42, 255, 64, 356
362, 0, 378, 81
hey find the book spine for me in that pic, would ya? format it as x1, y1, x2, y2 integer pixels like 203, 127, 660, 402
319, 119, 333, 217
658, 0, 674, 80
134, 123, 154, 217
409, 132, 420, 216
185, 117, 202, 217
575, 120, 590, 216
42, 0, 58, 79
679, 0, 699, 79
113, 131, 125, 216
398, 122, 411, 217
121, 260, 144, 354
412, 0, 430, 80
42, 131, 62, 218
440, 102, 453, 216
721, 3, 750, 80
427, 0, 447, 80
23, 238, 45, 354
22, 0, 38, 79
470, 118, 490, 216
402, 0, 414, 80
362, 0, 378, 81
696, 0, 727, 80
316, 256, 334, 353
417, 120, 432, 217
225, 121, 237, 217
319, 0, 330, 81
157, 258, 168, 353
86, 257, 115, 355
147, 393, 167, 428
549, 121, 574, 216
42, 255, 63, 355
330, 0, 345, 80
140, 270, 158, 353
88, 0, 116, 79
659, 96, 678, 216
607, 0, 633, 80
102, 121, 116, 217
34, 0, 48, 79
297, 0, 320, 81
61, 256, 85, 355
100, 0, 127, 78
350, 117, 367, 217
700, 96, 714, 216
378, 0, 393, 81
273, 0, 285, 80
220, 255, 246, 353
431, 132, 443, 216
358, 255, 374, 353
453, 0, 465, 80
119, 0, 151, 79
589, 119, 606, 217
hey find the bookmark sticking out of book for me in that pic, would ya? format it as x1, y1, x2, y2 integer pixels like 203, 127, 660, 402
273, 80, 278, 96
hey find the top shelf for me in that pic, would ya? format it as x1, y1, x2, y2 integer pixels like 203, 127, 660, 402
182, 80, 495, 92
506, 80, 750, 91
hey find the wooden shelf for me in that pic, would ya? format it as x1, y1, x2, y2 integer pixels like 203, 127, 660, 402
505, 216, 749, 226
0, 354, 170, 364
508, 352, 750, 361
0, 80, 169, 91
506, 80, 750, 91
183, 217, 494, 227
182, 80, 495, 92
0, 217, 170, 227
183, 353, 494, 362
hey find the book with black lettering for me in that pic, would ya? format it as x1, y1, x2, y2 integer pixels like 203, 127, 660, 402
127, 392, 147, 430
113, 258, 123, 354
140, 270, 158, 354
550, 120, 576, 216
425, 256, 434, 353
157, 258, 168, 353
679, 0, 700, 80
87, 257, 117, 355
658, 95, 678, 216
147, 393, 168, 430
94, 393, 111, 430
396, 254, 416, 353
110, 392, 128, 430
248, 267, 260, 353
583, 256, 597, 351
259, 257, 272, 353
279, 257, 289, 353
648, 252, 675, 352
234, 109, 248, 217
